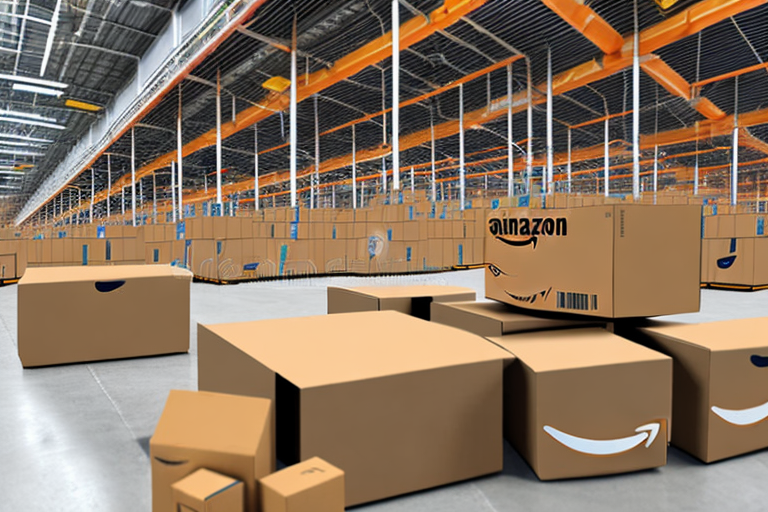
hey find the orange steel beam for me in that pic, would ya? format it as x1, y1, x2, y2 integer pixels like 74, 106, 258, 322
641, 55, 691, 100
694, 61, 768, 88
541, 0, 623, 54
570, 110, 632, 129
320, 54, 523, 137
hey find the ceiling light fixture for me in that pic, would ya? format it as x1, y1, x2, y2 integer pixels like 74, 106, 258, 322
0, 133, 53, 143
0, 140, 46, 147
0, 73, 67, 89
1, 110, 56, 122
12, 83, 64, 97
0, 117, 65, 130
0, 184, 21, 189
0, 148, 44, 157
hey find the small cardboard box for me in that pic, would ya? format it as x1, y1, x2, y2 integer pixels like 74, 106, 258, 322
485, 205, 701, 318
327, 285, 475, 320
702, 238, 768, 287
259, 457, 344, 512
628, 318, 768, 462
17, 265, 192, 367
151, 390, 273, 512
488, 328, 672, 480
198, 311, 509, 506
172, 469, 244, 512
431, 300, 600, 337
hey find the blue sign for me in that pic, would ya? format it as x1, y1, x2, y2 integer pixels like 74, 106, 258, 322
176, 221, 186, 240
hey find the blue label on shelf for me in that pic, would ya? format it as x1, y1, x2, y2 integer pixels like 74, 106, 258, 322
491, 198, 499, 210
290, 222, 298, 240
279, 244, 288, 276
406, 246, 412, 262
97, 226, 105, 239
81, 244, 88, 266
244, 262, 259, 272
458, 244, 463, 266
58, 231, 66, 238
758, 218, 765, 236
202, 203, 209, 216
176, 221, 185, 240
387, 229, 392, 241
519, 195, 530, 207
408, 206, 414, 220
211, 204, 222, 217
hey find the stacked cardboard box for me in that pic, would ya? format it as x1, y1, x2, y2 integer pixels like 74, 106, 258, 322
701, 213, 768, 288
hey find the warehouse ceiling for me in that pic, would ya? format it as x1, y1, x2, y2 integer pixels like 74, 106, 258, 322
9, 0, 768, 226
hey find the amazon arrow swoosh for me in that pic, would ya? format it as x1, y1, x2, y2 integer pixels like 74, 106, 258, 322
495, 235, 537, 249
543, 423, 661, 456
712, 400, 768, 426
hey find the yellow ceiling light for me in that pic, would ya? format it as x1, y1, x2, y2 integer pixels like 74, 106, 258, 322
655, 0, 680, 9
262, 76, 291, 93
65, 99, 102, 112
14, 164, 33, 170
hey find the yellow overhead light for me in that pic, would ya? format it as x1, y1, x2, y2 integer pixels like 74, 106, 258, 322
262, 76, 291, 93
655, 0, 680, 9
65, 99, 102, 112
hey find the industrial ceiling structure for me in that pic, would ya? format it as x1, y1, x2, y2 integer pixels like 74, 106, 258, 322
5, 0, 768, 227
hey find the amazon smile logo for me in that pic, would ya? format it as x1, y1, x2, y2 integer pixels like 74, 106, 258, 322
488, 217, 567, 249
712, 399, 768, 426
544, 422, 662, 456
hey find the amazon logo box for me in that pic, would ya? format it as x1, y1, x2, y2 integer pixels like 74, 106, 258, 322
150, 390, 273, 512
259, 457, 344, 512
431, 300, 602, 338
485, 205, 702, 318
327, 285, 475, 320
17, 264, 192, 367
626, 319, 768, 463
198, 310, 510, 507
701, 238, 768, 287
488, 328, 672, 480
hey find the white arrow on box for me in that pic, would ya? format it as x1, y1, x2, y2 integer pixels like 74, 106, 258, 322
543, 422, 661, 456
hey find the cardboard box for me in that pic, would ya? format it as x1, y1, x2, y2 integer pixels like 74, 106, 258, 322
485, 205, 701, 318
172, 469, 244, 512
488, 328, 672, 480
17, 265, 192, 367
198, 311, 509, 506
431, 300, 600, 337
259, 457, 344, 512
327, 285, 475, 320
0, 253, 15, 279
628, 318, 768, 462
151, 390, 273, 512
702, 238, 768, 287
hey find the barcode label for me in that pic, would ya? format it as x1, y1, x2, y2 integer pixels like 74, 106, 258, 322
556, 291, 598, 311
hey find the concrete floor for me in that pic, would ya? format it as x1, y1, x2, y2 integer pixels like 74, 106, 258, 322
1, 269, 767, 512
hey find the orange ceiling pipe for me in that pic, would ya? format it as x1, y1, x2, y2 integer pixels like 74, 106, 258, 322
541, 0, 624, 54
694, 61, 768, 88
570, 110, 632, 129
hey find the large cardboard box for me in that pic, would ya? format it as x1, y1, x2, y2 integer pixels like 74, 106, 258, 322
627, 318, 768, 462
259, 457, 344, 512
198, 311, 509, 506
488, 328, 672, 480
18, 265, 192, 367
485, 205, 701, 317
172, 469, 244, 512
151, 390, 273, 512
327, 285, 475, 320
431, 300, 600, 337
702, 238, 768, 287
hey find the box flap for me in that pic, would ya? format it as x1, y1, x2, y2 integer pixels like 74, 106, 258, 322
641, 318, 768, 351
201, 311, 510, 388
259, 457, 343, 497
337, 285, 475, 300
172, 468, 241, 502
19, 264, 192, 285
151, 390, 271, 456
434, 301, 598, 333
488, 328, 669, 372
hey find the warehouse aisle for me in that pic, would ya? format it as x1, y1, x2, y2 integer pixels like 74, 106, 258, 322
1, 270, 767, 512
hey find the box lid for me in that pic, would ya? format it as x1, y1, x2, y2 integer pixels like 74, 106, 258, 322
641, 318, 768, 351
201, 311, 511, 388
151, 390, 271, 455
172, 468, 241, 502
434, 301, 597, 333
488, 328, 669, 372
331, 285, 475, 300
19, 264, 192, 285
259, 457, 343, 497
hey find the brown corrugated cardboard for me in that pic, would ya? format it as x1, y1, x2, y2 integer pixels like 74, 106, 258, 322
485, 205, 701, 317
259, 457, 344, 512
431, 300, 601, 337
151, 390, 273, 512
172, 469, 244, 512
488, 328, 672, 480
18, 265, 192, 367
0, 253, 15, 279
626, 318, 768, 462
198, 310, 508, 506
327, 285, 475, 319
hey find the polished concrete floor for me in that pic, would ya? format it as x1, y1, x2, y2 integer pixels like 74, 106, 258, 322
1, 270, 767, 511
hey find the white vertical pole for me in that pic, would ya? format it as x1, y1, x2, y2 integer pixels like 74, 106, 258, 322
314, 95, 320, 210
107, 154, 111, 218
332, 184, 336, 209
410, 166, 415, 194
391, 0, 400, 191
526, 58, 533, 194
90, 168, 94, 223
361, 178, 366, 208
507, 63, 514, 198
632, 0, 640, 199
653, 145, 659, 199
381, 70, 387, 195
177, 84, 184, 220
546, 46, 553, 195
131, 127, 136, 226
732, 76, 739, 207
430, 110, 436, 203
216, 69, 223, 209
567, 128, 572, 193
352, 124, 357, 209
171, 161, 177, 222
254, 124, 259, 211
459, 83, 465, 211
152, 171, 157, 221
121, 186, 125, 218
289, 14, 298, 207
604, 117, 610, 197
694, 131, 700, 196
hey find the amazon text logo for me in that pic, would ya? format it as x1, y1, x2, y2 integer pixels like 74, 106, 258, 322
488, 217, 567, 249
